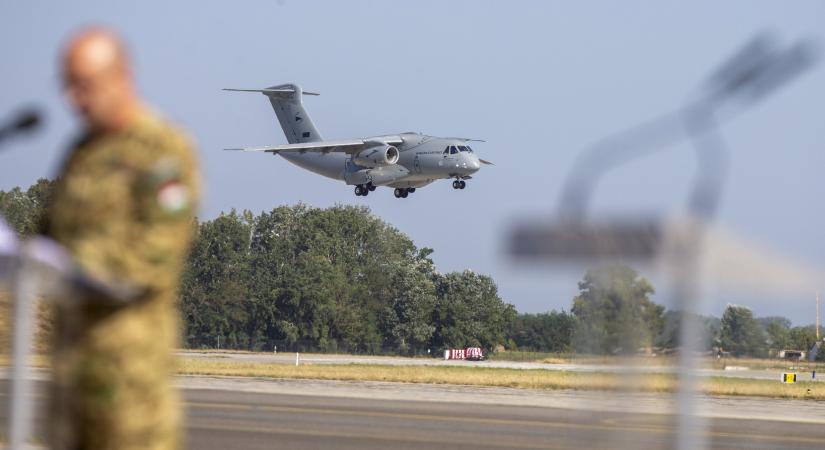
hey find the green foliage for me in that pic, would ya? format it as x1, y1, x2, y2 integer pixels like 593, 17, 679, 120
431, 271, 516, 352
719, 305, 766, 357
0, 178, 54, 236
757, 316, 791, 350
179, 204, 514, 354
508, 311, 575, 352
571, 264, 664, 355
785, 326, 818, 353
657, 310, 721, 351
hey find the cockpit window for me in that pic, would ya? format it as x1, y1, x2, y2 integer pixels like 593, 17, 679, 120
449, 146, 458, 154
458, 145, 473, 153
443, 146, 450, 155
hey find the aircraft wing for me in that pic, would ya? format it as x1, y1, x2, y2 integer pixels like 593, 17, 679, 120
225, 136, 404, 154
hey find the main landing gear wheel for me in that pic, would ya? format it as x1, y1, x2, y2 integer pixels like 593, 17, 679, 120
394, 188, 410, 199
355, 185, 369, 196
367, 183, 376, 192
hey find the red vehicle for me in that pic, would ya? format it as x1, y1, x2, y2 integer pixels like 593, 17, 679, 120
444, 347, 484, 361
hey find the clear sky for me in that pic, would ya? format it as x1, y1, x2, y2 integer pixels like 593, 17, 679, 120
2, 1, 824, 324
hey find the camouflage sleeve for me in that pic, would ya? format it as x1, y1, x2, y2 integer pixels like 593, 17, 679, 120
124, 132, 200, 296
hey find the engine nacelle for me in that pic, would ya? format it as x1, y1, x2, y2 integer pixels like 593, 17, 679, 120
353, 145, 399, 168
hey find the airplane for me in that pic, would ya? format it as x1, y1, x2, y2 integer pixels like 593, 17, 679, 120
224, 83, 493, 198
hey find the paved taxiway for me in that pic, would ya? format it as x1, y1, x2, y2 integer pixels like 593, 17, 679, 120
3, 376, 824, 449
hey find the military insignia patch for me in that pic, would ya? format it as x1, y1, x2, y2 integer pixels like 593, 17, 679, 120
157, 181, 190, 213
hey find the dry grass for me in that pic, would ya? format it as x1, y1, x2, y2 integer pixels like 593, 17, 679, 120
3, 353, 821, 400
707, 356, 823, 371
177, 357, 646, 391
176, 357, 825, 400
702, 376, 824, 399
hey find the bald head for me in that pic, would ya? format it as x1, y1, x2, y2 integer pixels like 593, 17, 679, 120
62, 28, 141, 133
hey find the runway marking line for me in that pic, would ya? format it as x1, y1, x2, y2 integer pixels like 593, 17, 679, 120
185, 400, 825, 445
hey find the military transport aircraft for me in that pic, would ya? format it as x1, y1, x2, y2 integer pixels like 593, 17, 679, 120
224, 83, 493, 198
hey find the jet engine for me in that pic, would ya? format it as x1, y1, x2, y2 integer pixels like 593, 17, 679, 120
353, 144, 399, 168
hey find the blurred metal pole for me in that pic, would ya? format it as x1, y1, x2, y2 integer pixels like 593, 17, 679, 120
8, 252, 36, 450
510, 32, 817, 450
671, 102, 728, 450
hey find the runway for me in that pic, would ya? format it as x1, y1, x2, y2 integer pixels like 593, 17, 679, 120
187, 388, 823, 450
3, 376, 824, 449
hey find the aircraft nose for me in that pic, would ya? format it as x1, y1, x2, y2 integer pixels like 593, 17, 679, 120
468, 156, 480, 172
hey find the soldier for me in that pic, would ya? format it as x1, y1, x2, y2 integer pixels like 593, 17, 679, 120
45, 28, 200, 450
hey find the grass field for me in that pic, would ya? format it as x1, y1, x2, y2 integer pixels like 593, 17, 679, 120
177, 357, 825, 400
3, 351, 822, 400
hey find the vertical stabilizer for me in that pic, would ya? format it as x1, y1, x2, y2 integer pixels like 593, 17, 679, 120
224, 83, 322, 144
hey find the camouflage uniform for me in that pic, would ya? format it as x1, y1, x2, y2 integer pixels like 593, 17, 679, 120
46, 110, 199, 450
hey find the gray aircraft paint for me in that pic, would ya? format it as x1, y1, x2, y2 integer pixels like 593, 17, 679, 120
225, 83, 489, 196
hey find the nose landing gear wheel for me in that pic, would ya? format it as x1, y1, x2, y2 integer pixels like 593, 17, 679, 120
459, 180, 466, 189
452, 180, 460, 189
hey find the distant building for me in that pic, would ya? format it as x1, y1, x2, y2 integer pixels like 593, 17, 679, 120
809, 342, 822, 362
778, 350, 805, 360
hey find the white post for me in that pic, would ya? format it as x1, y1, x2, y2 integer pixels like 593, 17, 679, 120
295, 352, 299, 366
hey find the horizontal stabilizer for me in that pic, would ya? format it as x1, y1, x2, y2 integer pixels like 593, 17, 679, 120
223, 88, 320, 96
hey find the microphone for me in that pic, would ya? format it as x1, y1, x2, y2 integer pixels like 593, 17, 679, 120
0, 108, 43, 147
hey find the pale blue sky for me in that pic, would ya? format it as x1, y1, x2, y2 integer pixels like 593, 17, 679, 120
2, 1, 824, 324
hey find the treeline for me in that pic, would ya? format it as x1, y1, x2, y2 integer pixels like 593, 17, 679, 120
1, 179, 515, 354
507, 265, 823, 359
1, 179, 822, 358
180, 206, 514, 354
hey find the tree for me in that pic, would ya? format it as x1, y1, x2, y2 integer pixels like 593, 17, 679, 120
786, 326, 817, 353
718, 305, 766, 357
757, 316, 791, 350
508, 311, 575, 352
379, 261, 436, 355
0, 178, 54, 236
180, 210, 253, 349
431, 271, 516, 352
571, 264, 663, 355
657, 311, 722, 351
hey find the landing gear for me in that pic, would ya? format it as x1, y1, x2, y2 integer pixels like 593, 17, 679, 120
393, 188, 411, 199
367, 182, 376, 192
354, 184, 369, 196
452, 180, 466, 190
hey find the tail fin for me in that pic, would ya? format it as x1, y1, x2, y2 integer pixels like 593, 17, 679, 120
224, 83, 322, 144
